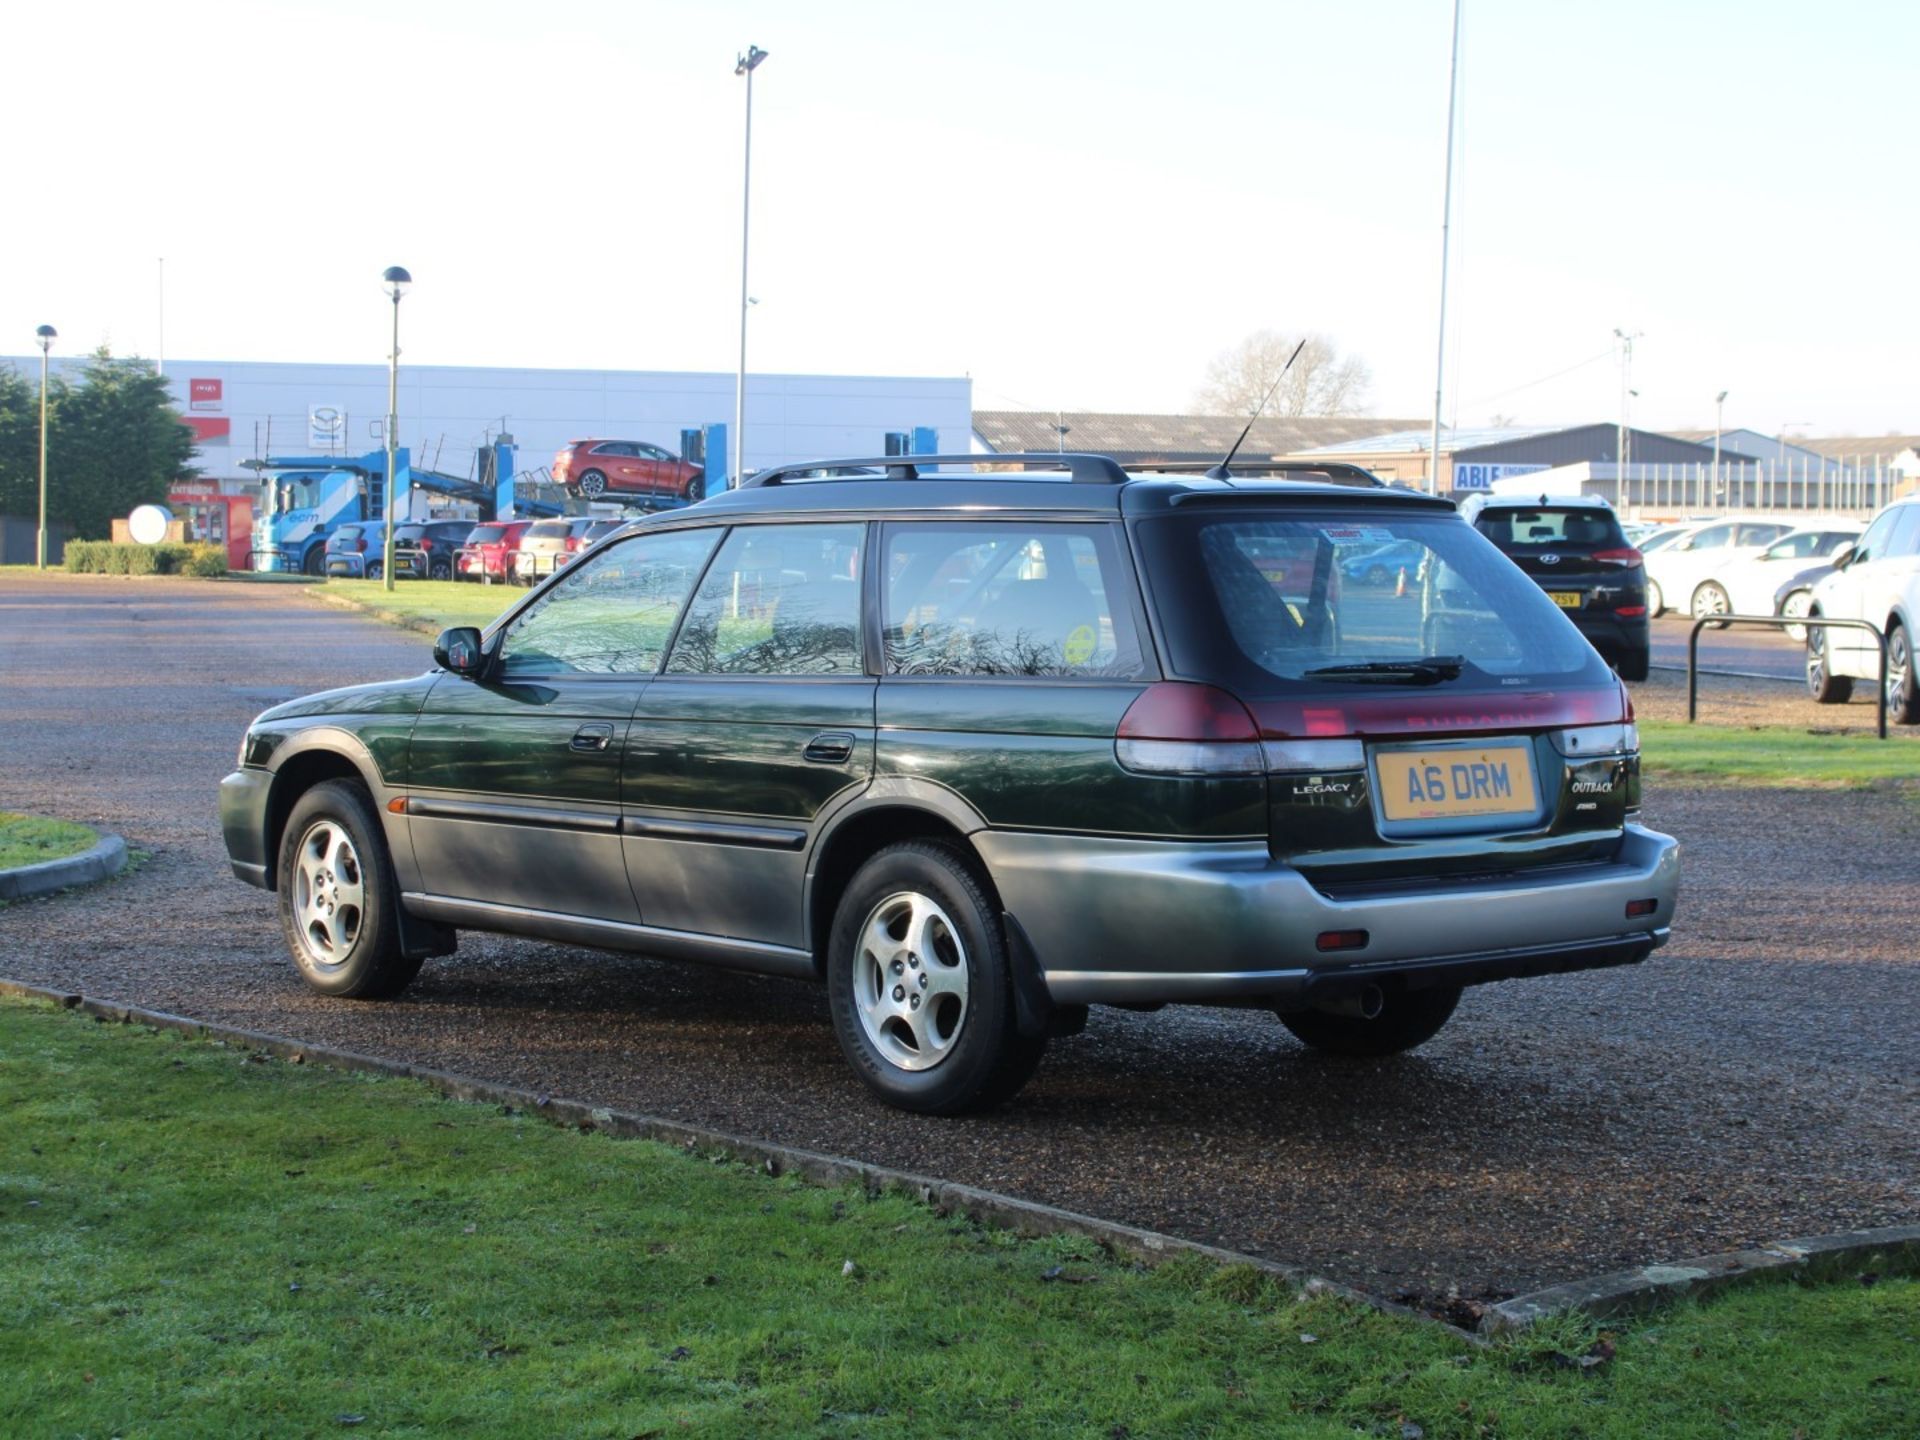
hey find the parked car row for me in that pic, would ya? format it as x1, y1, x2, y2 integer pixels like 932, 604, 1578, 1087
324, 516, 633, 584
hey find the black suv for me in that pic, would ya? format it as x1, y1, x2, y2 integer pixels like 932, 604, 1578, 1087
1468, 495, 1650, 681
392, 520, 478, 581
221, 455, 1677, 1113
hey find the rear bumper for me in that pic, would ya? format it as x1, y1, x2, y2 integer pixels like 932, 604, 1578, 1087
976, 823, 1679, 1007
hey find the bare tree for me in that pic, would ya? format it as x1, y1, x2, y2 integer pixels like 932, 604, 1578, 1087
1195, 331, 1372, 417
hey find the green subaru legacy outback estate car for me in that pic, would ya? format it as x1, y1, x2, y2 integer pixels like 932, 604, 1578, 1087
220, 453, 1679, 1113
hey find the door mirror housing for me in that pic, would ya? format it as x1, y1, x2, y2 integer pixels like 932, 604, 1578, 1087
1830, 544, 1857, 572
435, 626, 487, 678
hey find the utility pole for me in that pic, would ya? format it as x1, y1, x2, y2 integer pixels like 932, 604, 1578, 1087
734, 44, 768, 488
1427, 0, 1463, 496
1613, 328, 1641, 492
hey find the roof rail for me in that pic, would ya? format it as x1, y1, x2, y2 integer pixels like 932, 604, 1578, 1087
1132, 460, 1387, 488
743, 451, 1130, 488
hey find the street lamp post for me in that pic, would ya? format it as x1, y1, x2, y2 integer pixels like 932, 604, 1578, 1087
35, 325, 56, 570
1613, 327, 1641, 504
1712, 389, 1727, 507
381, 266, 411, 594
734, 43, 768, 488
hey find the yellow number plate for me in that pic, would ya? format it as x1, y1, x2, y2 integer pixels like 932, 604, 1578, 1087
1547, 591, 1582, 609
1376, 744, 1538, 822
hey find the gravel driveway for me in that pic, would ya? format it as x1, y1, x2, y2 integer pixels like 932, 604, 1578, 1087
2, 573, 1914, 1305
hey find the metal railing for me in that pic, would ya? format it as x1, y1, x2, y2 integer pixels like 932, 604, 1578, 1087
1687, 614, 1889, 738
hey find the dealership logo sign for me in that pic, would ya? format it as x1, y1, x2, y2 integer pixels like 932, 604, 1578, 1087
308, 405, 347, 450
189, 378, 223, 411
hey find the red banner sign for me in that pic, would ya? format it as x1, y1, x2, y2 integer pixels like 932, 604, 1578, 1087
189, 378, 223, 411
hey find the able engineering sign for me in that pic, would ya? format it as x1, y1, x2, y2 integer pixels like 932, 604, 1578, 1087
1453, 462, 1547, 493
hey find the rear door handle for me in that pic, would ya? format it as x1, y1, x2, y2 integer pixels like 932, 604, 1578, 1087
571, 723, 614, 753
803, 731, 856, 765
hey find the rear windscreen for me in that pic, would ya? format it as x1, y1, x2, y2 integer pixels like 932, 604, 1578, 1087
1136, 509, 1611, 695
1473, 507, 1626, 551
525, 520, 572, 540
329, 526, 362, 543
465, 526, 505, 544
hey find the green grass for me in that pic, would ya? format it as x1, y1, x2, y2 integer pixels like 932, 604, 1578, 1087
2, 1000, 1913, 1438
0, 813, 96, 870
1639, 719, 1920, 789
319, 578, 516, 633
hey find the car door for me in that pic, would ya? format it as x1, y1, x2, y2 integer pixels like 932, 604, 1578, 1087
622, 522, 874, 950
404, 527, 722, 922
635, 443, 676, 494
1816, 507, 1905, 675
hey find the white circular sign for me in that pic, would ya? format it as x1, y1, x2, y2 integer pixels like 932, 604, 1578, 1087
128, 504, 173, 545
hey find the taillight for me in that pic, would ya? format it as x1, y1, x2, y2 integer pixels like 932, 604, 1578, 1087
1114, 683, 1264, 775
1614, 605, 1647, 618
1549, 722, 1640, 758
418, 538, 432, 551
356, 537, 367, 553
1591, 547, 1643, 566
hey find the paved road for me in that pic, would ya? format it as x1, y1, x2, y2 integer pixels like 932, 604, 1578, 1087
1650, 614, 1808, 682
2, 574, 1914, 1308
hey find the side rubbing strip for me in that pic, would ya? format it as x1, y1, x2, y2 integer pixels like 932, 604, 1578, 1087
405, 796, 620, 834
620, 815, 807, 850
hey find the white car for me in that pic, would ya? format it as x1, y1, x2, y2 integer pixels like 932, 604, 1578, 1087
1807, 496, 1920, 723
1690, 522, 1865, 619
1643, 518, 1794, 618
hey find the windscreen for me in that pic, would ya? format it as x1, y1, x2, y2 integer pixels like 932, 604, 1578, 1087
1137, 509, 1612, 695
1473, 506, 1626, 552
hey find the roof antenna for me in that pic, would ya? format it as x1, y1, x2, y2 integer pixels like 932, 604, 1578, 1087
1207, 337, 1307, 480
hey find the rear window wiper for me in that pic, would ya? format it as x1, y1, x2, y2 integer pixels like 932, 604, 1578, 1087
1302, 655, 1465, 684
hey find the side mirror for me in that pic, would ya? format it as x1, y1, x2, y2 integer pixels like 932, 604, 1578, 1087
1830, 545, 1856, 571
434, 626, 487, 678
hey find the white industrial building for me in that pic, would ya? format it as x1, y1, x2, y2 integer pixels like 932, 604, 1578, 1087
8, 356, 973, 491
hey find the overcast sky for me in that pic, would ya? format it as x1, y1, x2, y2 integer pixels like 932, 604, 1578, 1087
4, 0, 1913, 440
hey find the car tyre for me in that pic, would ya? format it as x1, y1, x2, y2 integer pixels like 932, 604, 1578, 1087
277, 779, 423, 1000
1276, 986, 1461, 1058
826, 840, 1045, 1114
578, 469, 609, 499
303, 545, 326, 577
683, 473, 706, 502
1691, 581, 1731, 628
430, 559, 452, 581
1780, 588, 1813, 642
1887, 622, 1918, 725
1805, 610, 1853, 705
1616, 647, 1650, 683
365, 561, 383, 582
1646, 578, 1664, 618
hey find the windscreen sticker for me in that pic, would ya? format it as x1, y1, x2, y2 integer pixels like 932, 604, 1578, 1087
1062, 624, 1097, 666
1318, 525, 1398, 545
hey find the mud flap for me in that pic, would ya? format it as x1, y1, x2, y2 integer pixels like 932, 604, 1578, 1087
1003, 912, 1087, 1040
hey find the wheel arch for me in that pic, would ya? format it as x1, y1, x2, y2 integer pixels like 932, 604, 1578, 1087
805, 790, 993, 979
262, 733, 392, 891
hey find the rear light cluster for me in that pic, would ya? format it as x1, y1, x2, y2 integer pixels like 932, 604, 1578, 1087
1590, 547, 1643, 567
1548, 722, 1640, 758
1114, 683, 1264, 776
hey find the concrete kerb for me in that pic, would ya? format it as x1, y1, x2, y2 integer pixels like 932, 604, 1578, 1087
4, 976, 1913, 1343
0, 833, 126, 902
301, 585, 445, 638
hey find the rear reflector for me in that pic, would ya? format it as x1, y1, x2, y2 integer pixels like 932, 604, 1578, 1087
1626, 898, 1657, 917
1316, 929, 1369, 952
1614, 605, 1647, 618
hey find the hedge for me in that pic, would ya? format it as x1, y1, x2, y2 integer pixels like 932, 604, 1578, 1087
63, 541, 228, 578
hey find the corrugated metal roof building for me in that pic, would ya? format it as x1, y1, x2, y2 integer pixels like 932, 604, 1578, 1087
1295, 422, 1723, 492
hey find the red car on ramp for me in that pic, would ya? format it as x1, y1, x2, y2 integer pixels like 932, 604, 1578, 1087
553, 440, 704, 502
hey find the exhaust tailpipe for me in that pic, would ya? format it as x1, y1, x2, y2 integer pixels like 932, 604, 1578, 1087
1314, 984, 1385, 1021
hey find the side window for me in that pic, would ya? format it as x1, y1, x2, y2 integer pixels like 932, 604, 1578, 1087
498, 528, 720, 676
1687, 523, 1735, 550
639, 443, 673, 462
1884, 506, 1920, 560
883, 523, 1146, 678
666, 523, 865, 675
1852, 509, 1902, 566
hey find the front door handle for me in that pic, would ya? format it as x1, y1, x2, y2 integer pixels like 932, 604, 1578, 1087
803, 731, 856, 765
571, 723, 614, 753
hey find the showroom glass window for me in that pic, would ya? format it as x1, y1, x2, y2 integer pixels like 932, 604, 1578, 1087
665, 523, 866, 675
498, 529, 720, 677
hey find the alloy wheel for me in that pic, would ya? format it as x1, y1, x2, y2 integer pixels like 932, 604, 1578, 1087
1889, 628, 1914, 721
1781, 590, 1812, 641
292, 820, 364, 968
854, 891, 969, 1072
